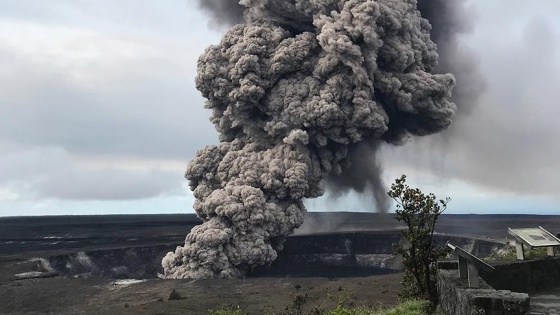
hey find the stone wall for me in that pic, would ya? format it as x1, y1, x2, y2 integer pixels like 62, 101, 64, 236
437, 263, 530, 315
438, 257, 560, 314
481, 257, 560, 293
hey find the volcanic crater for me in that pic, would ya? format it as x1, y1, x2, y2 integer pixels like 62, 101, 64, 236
2, 212, 553, 314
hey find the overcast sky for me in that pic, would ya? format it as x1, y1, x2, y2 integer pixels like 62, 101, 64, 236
0, 0, 559, 216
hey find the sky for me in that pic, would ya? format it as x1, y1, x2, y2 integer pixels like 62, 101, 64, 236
0, 0, 559, 216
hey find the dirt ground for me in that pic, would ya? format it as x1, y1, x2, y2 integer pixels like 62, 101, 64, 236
0, 258, 402, 315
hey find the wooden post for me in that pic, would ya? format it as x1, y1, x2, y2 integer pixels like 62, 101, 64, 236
467, 262, 479, 288
548, 246, 555, 256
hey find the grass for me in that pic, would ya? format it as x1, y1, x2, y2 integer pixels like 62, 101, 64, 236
322, 299, 432, 315
376, 300, 432, 315
208, 305, 243, 315
208, 299, 434, 315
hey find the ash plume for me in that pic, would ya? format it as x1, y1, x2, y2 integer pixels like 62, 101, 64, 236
190, 0, 481, 211
163, 0, 456, 279
416, 0, 485, 118
327, 141, 390, 212
195, 0, 245, 28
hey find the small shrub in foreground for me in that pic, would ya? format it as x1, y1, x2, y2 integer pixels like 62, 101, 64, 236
387, 175, 450, 311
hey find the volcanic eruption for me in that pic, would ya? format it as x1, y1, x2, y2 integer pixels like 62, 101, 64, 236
162, 0, 457, 279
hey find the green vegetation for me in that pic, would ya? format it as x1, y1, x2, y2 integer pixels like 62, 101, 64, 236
376, 300, 433, 315
387, 175, 450, 312
208, 299, 433, 315
321, 299, 430, 315
208, 305, 243, 315
484, 245, 550, 261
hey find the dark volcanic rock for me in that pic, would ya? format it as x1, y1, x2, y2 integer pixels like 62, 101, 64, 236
168, 289, 185, 301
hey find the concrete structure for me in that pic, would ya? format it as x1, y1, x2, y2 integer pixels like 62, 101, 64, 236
447, 242, 495, 288
438, 257, 560, 314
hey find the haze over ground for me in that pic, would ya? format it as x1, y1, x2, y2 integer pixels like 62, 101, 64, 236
0, 0, 559, 216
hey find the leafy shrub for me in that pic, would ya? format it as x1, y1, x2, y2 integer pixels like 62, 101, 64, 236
279, 289, 311, 315
387, 175, 450, 310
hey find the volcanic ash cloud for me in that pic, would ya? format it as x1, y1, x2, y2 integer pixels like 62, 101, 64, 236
162, 0, 456, 279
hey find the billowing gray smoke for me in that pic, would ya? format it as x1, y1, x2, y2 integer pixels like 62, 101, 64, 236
195, 0, 244, 28
163, 0, 456, 279
416, 0, 485, 118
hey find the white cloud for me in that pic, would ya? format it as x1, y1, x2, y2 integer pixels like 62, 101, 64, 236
0, 1, 221, 215
0, 144, 185, 201
0, 188, 20, 202
0, 17, 219, 159
0, 19, 198, 90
